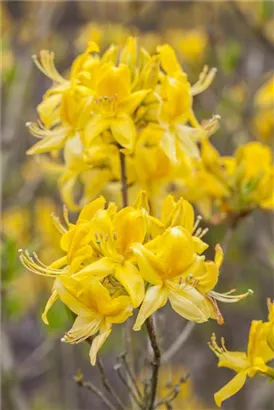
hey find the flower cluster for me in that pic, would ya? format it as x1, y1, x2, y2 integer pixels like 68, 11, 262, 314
175, 140, 274, 222
20, 192, 251, 365
26, 37, 218, 210
209, 299, 274, 407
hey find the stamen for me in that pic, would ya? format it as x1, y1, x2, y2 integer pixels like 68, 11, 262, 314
63, 205, 70, 226
198, 228, 209, 239
19, 249, 63, 277
193, 215, 202, 233
51, 213, 67, 234
191, 66, 217, 96
210, 288, 253, 303
32, 50, 67, 84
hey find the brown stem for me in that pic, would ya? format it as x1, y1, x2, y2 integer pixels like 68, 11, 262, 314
75, 375, 117, 410
145, 316, 161, 410
119, 151, 128, 207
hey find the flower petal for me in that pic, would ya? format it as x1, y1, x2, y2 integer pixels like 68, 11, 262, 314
214, 372, 247, 408
64, 315, 101, 344
42, 288, 58, 325
89, 321, 112, 365
131, 243, 163, 285
84, 115, 109, 146
133, 285, 168, 331
114, 262, 144, 308
168, 288, 209, 323
111, 114, 136, 153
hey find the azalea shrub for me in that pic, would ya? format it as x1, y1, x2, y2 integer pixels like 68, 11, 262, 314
1, 2, 274, 410
17, 35, 273, 409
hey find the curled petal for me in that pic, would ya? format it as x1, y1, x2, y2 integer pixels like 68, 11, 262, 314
89, 321, 112, 365
64, 315, 101, 344
214, 371, 247, 408
42, 288, 58, 325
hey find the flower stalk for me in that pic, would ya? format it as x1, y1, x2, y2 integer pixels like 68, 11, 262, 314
145, 316, 161, 410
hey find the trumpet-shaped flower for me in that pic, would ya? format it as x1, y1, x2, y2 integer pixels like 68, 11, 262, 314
46, 275, 132, 365
209, 300, 274, 407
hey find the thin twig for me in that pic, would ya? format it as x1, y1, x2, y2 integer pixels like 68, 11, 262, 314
161, 321, 196, 364
145, 316, 161, 410
119, 151, 128, 207
153, 375, 189, 409
75, 374, 117, 410
114, 363, 143, 408
97, 357, 126, 410
120, 352, 143, 401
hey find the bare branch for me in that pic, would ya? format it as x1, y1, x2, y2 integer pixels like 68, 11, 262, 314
162, 322, 196, 364
114, 363, 143, 408
75, 372, 118, 410
97, 357, 126, 410
119, 352, 143, 401
145, 316, 161, 410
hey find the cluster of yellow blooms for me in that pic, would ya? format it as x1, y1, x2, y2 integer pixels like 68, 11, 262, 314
76, 22, 208, 65
26, 37, 217, 210
176, 139, 274, 222
20, 192, 251, 365
209, 299, 274, 407
20, 34, 273, 408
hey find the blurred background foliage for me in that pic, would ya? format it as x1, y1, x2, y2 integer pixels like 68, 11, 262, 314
1, 1, 273, 409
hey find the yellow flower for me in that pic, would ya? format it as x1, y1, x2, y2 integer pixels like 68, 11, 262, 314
81, 62, 147, 153
49, 275, 132, 365
131, 195, 250, 329
235, 142, 274, 210
176, 140, 274, 222
73, 205, 146, 308
20, 197, 145, 309
166, 28, 208, 64
209, 301, 274, 407
132, 226, 212, 330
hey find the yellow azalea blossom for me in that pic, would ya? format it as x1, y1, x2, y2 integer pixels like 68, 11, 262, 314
155, 44, 218, 161
20, 196, 145, 308
25, 37, 220, 210
72, 205, 146, 308
209, 300, 274, 407
46, 275, 132, 365
131, 194, 251, 329
176, 140, 274, 222
81, 62, 149, 153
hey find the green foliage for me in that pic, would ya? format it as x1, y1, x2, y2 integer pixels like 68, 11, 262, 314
220, 40, 241, 74
1, 236, 22, 283
43, 299, 70, 333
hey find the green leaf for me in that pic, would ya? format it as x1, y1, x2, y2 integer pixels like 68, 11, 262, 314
42, 299, 69, 333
